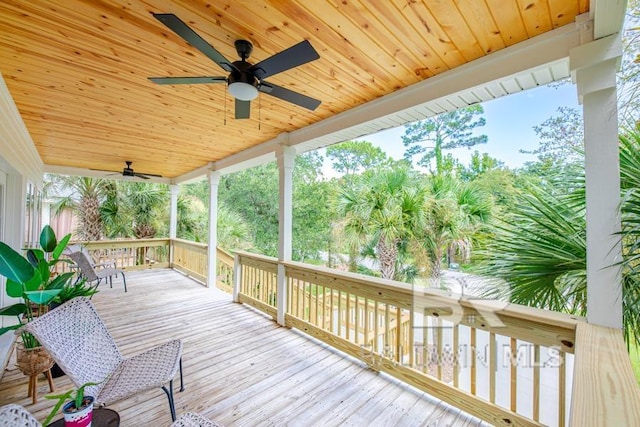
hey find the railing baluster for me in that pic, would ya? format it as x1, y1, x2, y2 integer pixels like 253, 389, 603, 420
489, 332, 496, 403
396, 306, 402, 363
422, 312, 429, 374
437, 317, 443, 380
384, 304, 390, 359
374, 301, 380, 354
355, 296, 361, 345
364, 298, 369, 347
533, 344, 540, 422
558, 350, 566, 427
453, 325, 459, 388
510, 338, 517, 412
471, 327, 477, 396
408, 308, 414, 368
337, 290, 343, 338
346, 293, 351, 341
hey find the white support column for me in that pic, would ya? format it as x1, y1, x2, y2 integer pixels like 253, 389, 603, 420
276, 144, 295, 326
570, 34, 623, 329
169, 184, 179, 267
207, 171, 221, 289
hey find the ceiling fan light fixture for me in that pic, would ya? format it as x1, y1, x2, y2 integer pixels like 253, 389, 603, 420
228, 81, 258, 101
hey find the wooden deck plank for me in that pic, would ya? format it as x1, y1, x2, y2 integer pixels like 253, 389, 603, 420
0, 269, 488, 426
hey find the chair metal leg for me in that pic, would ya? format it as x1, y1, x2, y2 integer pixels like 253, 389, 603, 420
109, 276, 113, 288
161, 381, 177, 422
121, 272, 127, 292
179, 358, 185, 392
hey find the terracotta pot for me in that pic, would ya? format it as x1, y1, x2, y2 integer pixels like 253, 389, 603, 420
15, 343, 54, 376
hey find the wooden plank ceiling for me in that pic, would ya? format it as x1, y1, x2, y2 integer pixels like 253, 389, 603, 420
0, 0, 588, 179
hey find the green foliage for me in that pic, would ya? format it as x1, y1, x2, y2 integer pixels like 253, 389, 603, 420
219, 162, 279, 256
326, 140, 390, 176
219, 153, 333, 259
0, 226, 72, 347
402, 105, 488, 174
478, 187, 587, 314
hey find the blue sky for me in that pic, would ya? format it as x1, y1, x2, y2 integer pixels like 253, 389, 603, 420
357, 82, 581, 169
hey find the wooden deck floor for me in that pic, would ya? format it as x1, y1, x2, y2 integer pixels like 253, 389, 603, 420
0, 269, 488, 426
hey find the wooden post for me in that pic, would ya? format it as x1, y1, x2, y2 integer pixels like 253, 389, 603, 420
276, 145, 295, 326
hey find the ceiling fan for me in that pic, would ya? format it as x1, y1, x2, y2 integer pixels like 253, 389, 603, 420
148, 13, 321, 119
92, 161, 163, 180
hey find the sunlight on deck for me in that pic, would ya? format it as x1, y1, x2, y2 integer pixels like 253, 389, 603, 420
0, 269, 487, 426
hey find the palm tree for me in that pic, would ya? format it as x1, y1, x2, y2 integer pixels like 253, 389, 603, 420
415, 175, 492, 281
48, 176, 113, 240
335, 167, 426, 280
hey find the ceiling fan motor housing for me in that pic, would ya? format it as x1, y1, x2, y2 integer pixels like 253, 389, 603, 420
228, 61, 258, 88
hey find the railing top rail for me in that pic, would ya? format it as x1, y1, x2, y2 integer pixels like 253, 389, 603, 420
73, 238, 171, 245
170, 238, 208, 249
235, 250, 279, 263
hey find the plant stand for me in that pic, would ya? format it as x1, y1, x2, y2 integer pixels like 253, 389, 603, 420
15, 344, 55, 404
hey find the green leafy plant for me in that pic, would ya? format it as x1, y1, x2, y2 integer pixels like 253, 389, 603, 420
43, 381, 98, 425
53, 278, 98, 304
0, 225, 74, 347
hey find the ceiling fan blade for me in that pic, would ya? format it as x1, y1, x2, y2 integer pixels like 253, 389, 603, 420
134, 173, 151, 180
89, 168, 120, 174
148, 76, 226, 85
249, 40, 320, 80
235, 99, 251, 119
259, 82, 321, 111
153, 13, 236, 73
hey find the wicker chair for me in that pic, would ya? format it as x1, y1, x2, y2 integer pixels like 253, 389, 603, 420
69, 251, 127, 292
171, 412, 223, 427
0, 404, 41, 427
23, 297, 184, 421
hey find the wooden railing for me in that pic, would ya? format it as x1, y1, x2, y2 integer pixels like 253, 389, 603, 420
171, 238, 234, 291
234, 252, 640, 427
56, 238, 235, 293
73, 238, 170, 271
171, 238, 208, 283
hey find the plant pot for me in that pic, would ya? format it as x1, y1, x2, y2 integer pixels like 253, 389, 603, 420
15, 343, 54, 376
62, 396, 94, 427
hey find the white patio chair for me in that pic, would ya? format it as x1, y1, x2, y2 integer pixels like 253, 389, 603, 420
69, 251, 127, 292
171, 412, 223, 427
0, 404, 41, 427
23, 297, 184, 422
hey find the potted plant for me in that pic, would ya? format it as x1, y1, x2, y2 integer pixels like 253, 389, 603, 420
43, 381, 98, 427
0, 225, 74, 374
